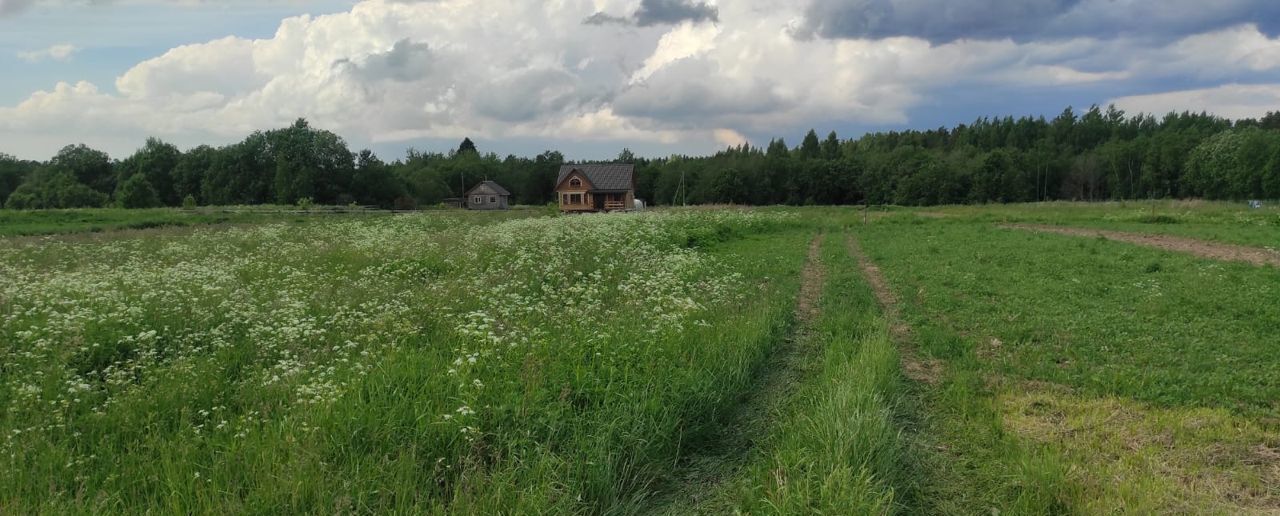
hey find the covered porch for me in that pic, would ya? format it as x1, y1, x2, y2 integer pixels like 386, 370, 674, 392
560, 191, 630, 212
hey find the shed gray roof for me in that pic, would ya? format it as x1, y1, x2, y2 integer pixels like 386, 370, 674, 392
557, 164, 635, 191
466, 180, 511, 196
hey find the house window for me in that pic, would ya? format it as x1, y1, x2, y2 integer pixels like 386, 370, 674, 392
569, 178, 582, 188
567, 193, 582, 205
489, 196, 496, 203
473, 196, 482, 204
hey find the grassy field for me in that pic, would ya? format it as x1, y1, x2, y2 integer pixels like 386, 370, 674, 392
0, 206, 532, 238
0, 207, 303, 237
1, 202, 1277, 513
908, 200, 1280, 249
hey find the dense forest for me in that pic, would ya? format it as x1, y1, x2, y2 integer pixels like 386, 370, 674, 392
3, 106, 1280, 210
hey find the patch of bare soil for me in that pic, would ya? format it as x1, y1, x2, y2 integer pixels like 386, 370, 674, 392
794, 235, 825, 330
1002, 224, 1280, 267
845, 234, 943, 385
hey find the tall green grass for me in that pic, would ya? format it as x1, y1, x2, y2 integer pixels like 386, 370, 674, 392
716, 234, 910, 514
0, 210, 809, 513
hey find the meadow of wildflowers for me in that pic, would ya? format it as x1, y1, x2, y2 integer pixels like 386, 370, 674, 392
0, 209, 805, 512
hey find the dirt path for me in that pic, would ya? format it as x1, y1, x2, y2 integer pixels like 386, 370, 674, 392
845, 234, 942, 385
1002, 224, 1280, 267
644, 234, 826, 514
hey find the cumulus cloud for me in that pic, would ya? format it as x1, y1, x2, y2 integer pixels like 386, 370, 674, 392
2, 0, 1280, 159
1108, 83, 1280, 120
797, 0, 1280, 43
1, 0, 333, 17
16, 43, 78, 62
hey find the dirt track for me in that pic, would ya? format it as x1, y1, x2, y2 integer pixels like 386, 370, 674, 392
647, 234, 826, 514
1002, 224, 1280, 268
845, 234, 942, 385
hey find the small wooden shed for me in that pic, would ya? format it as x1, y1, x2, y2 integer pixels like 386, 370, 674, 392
465, 181, 511, 210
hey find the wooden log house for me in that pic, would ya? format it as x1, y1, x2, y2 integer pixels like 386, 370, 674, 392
554, 164, 636, 213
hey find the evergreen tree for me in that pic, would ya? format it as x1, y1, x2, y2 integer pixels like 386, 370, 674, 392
457, 137, 478, 155
799, 129, 821, 160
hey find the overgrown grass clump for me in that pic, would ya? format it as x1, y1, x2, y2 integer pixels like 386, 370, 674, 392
0, 209, 803, 513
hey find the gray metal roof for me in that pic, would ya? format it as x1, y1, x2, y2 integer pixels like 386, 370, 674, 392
466, 180, 511, 196
557, 164, 634, 191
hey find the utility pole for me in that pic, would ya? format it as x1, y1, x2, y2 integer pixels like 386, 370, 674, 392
673, 169, 687, 206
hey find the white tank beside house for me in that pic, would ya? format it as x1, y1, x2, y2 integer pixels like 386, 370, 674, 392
633, 199, 646, 211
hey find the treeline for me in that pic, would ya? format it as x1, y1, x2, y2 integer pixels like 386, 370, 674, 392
0, 120, 565, 210
634, 106, 1280, 205
3, 107, 1280, 210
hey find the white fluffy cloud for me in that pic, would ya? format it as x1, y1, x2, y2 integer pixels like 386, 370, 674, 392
3, 0, 1280, 159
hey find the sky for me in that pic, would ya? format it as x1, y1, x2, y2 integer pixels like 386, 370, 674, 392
1, 0, 1279, 162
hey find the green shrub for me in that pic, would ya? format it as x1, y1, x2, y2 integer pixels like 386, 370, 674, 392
116, 175, 161, 209
5, 169, 106, 209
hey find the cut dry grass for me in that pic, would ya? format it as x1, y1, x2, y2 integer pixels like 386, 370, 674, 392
1003, 385, 1280, 514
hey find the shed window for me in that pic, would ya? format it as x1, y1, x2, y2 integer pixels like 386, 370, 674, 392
569, 177, 582, 188
473, 196, 482, 204
489, 196, 496, 203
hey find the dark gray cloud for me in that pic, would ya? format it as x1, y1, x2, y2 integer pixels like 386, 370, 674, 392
472, 68, 585, 122
0, 0, 37, 17
583, 11, 630, 25
635, 0, 718, 26
335, 39, 436, 82
613, 57, 786, 122
798, 0, 1280, 43
585, 0, 718, 27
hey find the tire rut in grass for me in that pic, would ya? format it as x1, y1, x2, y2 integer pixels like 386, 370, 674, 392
642, 233, 827, 515
845, 234, 942, 386
1002, 223, 1280, 267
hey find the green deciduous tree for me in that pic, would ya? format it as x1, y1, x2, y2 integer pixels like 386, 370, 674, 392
115, 174, 161, 209
49, 144, 114, 194
117, 138, 181, 205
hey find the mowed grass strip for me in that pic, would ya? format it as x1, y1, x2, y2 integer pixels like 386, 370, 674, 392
859, 214, 1280, 513
906, 200, 1280, 250
861, 219, 1280, 416
1002, 223, 1280, 267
